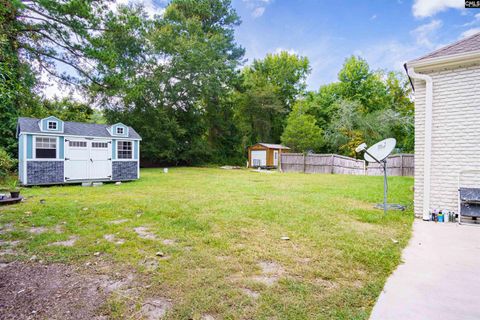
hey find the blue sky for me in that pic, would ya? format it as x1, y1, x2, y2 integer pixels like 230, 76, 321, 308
44, 0, 480, 97
229, 0, 480, 90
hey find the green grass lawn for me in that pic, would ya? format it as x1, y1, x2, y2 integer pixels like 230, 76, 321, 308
0, 168, 414, 319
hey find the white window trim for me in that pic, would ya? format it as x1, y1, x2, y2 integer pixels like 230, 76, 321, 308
117, 140, 133, 160
34, 136, 59, 160
68, 140, 88, 148
116, 127, 124, 135
48, 121, 58, 130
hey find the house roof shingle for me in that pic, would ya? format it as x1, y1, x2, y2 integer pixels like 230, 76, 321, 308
17, 117, 141, 139
413, 31, 480, 61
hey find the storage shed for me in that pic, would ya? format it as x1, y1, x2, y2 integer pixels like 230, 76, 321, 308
17, 116, 142, 185
248, 143, 290, 168
405, 32, 480, 220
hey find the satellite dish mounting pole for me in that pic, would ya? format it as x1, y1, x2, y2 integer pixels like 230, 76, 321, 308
358, 139, 396, 215
382, 159, 387, 216
363, 149, 388, 215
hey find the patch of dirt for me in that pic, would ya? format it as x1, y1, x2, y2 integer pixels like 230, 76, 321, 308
48, 236, 78, 247
251, 261, 285, 286
54, 224, 65, 234
134, 227, 158, 240
314, 278, 338, 290
201, 314, 216, 320
0, 262, 108, 319
162, 239, 176, 245
0, 248, 17, 256
0, 239, 20, 257
0, 240, 21, 247
241, 288, 260, 299
0, 223, 15, 234
29, 226, 48, 234
109, 219, 129, 225
103, 234, 125, 245
140, 297, 172, 319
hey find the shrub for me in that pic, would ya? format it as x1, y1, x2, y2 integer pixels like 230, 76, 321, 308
0, 148, 16, 179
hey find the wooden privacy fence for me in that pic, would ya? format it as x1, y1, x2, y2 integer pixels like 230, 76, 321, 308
280, 153, 414, 176
366, 154, 414, 176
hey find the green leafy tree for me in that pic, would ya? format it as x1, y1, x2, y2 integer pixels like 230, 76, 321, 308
281, 101, 324, 153
300, 56, 413, 155
250, 51, 311, 109
21, 98, 97, 123
234, 81, 284, 147
89, 0, 245, 164
235, 51, 310, 147
325, 99, 412, 157
1, 0, 112, 156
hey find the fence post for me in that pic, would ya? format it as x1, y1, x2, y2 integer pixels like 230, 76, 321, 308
400, 154, 403, 176
303, 153, 306, 173
330, 155, 334, 174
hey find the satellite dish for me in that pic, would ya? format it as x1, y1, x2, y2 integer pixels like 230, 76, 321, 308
363, 138, 396, 163
355, 138, 403, 215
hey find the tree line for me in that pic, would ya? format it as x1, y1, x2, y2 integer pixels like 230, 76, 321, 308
1, 0, 413, 166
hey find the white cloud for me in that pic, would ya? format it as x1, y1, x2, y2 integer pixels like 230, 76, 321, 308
370, 14, 377, 20
412, 0, 463, 18
411, 19, 443, 48
274, 47, 298, 55
460, 27, 480, 38
252, 7, 265, 18
243, 0, 273, 18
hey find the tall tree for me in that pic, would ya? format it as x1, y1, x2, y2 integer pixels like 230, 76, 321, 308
235, 51, 310, 147
250, 51, 311, 109
0, 0, 111, 156
281, 101, 324, 153
90, 0, 245, 164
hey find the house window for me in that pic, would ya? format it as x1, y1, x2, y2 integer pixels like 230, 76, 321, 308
35, 137, 57, 159
48, 121, 57, 130
116, 127, 124, 135
117, 141, 132, 159
69, 141, 87, 148
92, 142, 108, 148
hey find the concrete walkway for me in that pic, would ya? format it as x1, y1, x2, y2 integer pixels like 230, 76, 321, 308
370, 220, 480, 320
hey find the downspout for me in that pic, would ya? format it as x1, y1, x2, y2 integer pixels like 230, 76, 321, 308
405, 63, 433, 221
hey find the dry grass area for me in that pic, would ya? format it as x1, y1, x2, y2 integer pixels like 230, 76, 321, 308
0, 167, 414, 319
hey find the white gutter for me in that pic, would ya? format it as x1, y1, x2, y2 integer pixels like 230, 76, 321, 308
407, 65, 433, 221
408, 50, 480, 70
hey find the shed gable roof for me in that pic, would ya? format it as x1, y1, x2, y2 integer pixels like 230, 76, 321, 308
412, 31, 480, 62
255, 143, 290, 150
17, 117, 141, 139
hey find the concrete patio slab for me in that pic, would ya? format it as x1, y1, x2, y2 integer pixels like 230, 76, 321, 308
370, 219, 480, 320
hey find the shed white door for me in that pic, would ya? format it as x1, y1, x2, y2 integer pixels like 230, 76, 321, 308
65, 139, 112, 180
251, 150, 267, 167
273, 150, 279, 166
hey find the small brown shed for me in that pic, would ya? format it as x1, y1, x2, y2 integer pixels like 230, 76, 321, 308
248, 143, 290, 168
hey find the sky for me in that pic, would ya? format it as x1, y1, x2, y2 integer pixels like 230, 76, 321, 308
230, 0, 480, 90
42, 0, 480, 97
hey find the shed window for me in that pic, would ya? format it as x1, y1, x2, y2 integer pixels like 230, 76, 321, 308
35, 137, 57, 159
117, 141, 132, 159
48, 121, 57, 130
92, 142, 108, 148
116, 127, 124, 135
69, 141, 87, 148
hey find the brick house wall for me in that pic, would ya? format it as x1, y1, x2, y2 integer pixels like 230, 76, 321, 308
414, 64, 480, 217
